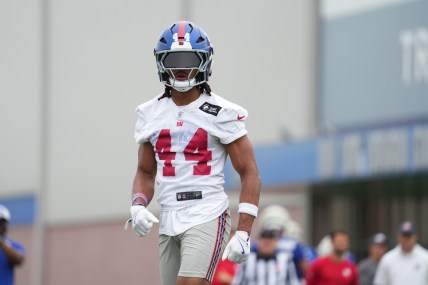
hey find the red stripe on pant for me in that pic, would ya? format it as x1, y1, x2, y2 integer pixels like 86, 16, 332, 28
206, 211, 227, 282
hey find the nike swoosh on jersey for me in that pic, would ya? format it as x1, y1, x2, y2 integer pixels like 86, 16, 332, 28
237, 115, 245, 120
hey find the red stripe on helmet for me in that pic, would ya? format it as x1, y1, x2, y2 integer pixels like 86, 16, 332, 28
178, 21, 186, 45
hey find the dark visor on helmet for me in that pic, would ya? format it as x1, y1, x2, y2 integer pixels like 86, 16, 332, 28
162, 52, 202, 69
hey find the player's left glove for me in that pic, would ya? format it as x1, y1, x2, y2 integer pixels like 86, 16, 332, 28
221, 231, 251, 264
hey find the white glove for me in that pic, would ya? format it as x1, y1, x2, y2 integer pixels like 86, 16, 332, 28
129, 205, 159, 237
221, 231, 251, 264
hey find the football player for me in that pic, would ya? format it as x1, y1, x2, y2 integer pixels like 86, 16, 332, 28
128, 21, 261, 285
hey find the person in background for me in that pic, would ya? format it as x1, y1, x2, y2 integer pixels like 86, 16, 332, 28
232, 227, 300, 285
316, 234, 356, 263
286, 220, 318, 266
374, 221, 428, 285
306, 229, 358, 285
358, 233, 388, 285
258, 205, 308, 281
212, 229, 238, 285
0, 204, 25, 285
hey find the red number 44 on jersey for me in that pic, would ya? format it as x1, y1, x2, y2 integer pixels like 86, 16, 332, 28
155, 128, 212, 176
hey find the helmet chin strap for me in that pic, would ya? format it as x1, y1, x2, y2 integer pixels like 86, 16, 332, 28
169, 78, 196, 92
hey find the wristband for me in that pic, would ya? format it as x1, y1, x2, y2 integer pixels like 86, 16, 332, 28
238, 203, 258, 217
131, 193, 148, 207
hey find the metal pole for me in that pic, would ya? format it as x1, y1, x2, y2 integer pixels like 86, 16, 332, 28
32, 0, 50, 284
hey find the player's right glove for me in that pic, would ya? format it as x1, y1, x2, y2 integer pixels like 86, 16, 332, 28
128, 205, 159, 237
221, 231, 251, 264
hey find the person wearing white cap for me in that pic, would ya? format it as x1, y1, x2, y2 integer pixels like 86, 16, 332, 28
374, 221, 428, 285
358, 233, 388, 285
0, 204, 25, 285
232, 227, 300, 285
258, 205, 308, 281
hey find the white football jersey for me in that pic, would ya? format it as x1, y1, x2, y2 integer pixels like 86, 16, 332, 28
134, 92, 248, 235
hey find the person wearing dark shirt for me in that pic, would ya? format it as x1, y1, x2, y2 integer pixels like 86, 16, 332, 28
358, 233, 388, 285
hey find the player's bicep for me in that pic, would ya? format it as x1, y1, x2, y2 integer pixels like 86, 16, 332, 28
137, 142, 157, 176
226, 135, 258, 176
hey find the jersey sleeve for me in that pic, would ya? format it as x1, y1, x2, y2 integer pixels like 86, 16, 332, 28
293, 242, 306, 279
215, 105, 248, 144
293, 242, 305, 262
7, 240, 25, 255
305, 259, 320, 285
134, 106, 148, 143
13, 241, 25, 255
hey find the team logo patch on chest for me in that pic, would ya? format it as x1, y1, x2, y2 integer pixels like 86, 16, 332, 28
199, 102, 222, 116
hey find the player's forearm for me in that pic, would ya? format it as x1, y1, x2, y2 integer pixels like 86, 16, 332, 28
237, 171, 261, 235
238, 172, 261, 206
236, 213, 255, 235
132, 168, 156, 206
0, 241, 24, 265
226, 135, 260, 235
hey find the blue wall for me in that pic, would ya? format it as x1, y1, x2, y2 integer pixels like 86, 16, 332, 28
225, 121, 428, 189
0, 194, 35, 225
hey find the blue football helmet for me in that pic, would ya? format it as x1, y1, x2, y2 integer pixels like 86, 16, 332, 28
154, 21, 214, 92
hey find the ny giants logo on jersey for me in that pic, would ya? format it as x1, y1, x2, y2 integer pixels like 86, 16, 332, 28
177, 111, 184, 126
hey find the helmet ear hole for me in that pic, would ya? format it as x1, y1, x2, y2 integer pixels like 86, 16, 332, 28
196, 37, 204, 43
160, 37, 167, 44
